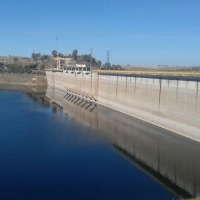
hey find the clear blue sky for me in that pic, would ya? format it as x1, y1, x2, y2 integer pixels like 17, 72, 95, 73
1, 0, 200, 66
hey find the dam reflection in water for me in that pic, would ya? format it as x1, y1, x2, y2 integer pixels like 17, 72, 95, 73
46, 85, 200, 199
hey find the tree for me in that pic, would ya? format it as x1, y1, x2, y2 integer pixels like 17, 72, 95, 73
82, 54, 90, 62
35, 53, 41, 58
97, 60, 102, 68
32, 53, 41, 60
58, 53, 64, 57
32, 53, 36, 60
72, 49, 78, 59
52, 50, 57, 57
13, 57, 18, 62
41, 55, 49, 61
91, 57, 96, 64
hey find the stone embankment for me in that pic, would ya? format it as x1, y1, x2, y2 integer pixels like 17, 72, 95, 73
0, 73, 47, 85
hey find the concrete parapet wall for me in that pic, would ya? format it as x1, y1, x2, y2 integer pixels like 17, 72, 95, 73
45, 71, 200, 142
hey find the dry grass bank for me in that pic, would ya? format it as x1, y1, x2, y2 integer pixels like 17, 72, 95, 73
0, 73, 47, 85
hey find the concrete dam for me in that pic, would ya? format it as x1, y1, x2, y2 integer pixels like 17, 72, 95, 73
45, 70, 200, 142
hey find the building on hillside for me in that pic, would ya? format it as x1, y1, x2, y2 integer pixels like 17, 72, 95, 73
66, 62, 90, 74
53, 57, 91, 73
53, 57, 74, 69
75, 60, 87, 68
67, 60, 76, 69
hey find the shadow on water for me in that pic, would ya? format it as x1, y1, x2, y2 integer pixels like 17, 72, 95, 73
45, 85, 200, 199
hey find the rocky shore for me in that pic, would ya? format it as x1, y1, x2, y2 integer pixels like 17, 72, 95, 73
0, 73, 47, 85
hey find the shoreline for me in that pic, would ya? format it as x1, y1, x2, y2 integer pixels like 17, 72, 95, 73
0, 73, 47, 86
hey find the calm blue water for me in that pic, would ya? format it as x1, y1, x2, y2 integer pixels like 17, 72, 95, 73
0, 91, 178, 200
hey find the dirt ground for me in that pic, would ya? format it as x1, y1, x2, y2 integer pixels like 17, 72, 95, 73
0, 74, 47, 85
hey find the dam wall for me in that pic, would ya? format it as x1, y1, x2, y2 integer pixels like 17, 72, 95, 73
45, 71, 200, 142
48, 71, 99, 100
98, 74, 200, 141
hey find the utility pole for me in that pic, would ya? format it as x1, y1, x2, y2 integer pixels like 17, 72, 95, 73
90, 48, 93, 57
105, 50, 111, 70
90, 48, 93, 67
56, 38, 58, 53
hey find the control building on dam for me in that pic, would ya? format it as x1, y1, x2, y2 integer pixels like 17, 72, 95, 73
45, 69, 200, 142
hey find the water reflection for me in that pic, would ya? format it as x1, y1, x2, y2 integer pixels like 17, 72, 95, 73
0, 83, 49, 107
45, 85, 200, 199
1, 83, 199, 199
